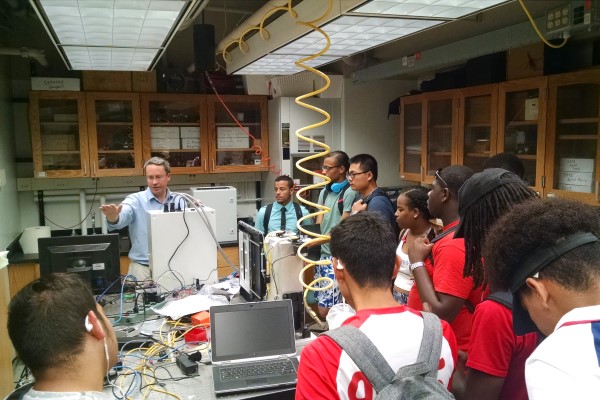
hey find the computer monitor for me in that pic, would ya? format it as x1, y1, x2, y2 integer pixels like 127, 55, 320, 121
38, 233, 122, 295
238, 221, 267, 302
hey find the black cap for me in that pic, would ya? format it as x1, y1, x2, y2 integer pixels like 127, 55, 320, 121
455, 168, 522, 238
509, 232, 599, 335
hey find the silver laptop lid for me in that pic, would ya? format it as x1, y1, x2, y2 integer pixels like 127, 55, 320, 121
210, 300, 296, 363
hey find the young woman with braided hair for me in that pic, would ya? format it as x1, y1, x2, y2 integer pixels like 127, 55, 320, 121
451, 168, 540, 400
392, 186, 434, 305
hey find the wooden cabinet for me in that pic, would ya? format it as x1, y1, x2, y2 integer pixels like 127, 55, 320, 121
30, 91, 89, 178
545, 69, 600, 203
86, 92, 143, 176
141, 94, 209, 174
498, 77, 548, 194
400, 90, 458, 183
207, 95, 269, 173
457, 84, 498, 172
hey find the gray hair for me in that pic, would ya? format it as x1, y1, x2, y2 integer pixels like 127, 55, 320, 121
143, 157, 171, 174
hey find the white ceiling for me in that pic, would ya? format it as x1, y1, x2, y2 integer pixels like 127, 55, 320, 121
0, 0, 594, 80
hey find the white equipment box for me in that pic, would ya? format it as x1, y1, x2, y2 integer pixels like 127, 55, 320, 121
264, 235, 304, 300
148, 207, 218, 292
191, 186, 237, 243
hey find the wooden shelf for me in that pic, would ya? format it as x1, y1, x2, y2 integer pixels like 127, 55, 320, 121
41, 151, 80, 155
98, 150, 135, 154
465, 122, 491, 127
216, 148, 254, 152
506, 120, 538, 126
150, 122, 199, 126
429, 124, 452, 129
406, 126, 422, 130
465, 152, 492, 157
405, 150, 421, 155
40, 121, 79, 126
96, 121, 133, 126
516, 154, 537, 159
429, 151, 451, 156
557, 135, 598, 140
215, 122, 260, 126
151, 149, 200, 153
558, 117, 599, 124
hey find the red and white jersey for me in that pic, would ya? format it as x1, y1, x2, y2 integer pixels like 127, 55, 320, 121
526, 305, 600, 400
296, 306, 457, 400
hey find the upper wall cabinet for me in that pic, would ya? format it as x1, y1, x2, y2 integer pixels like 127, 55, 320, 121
141, 94, 209, 174
498, 77, 548, 194
400, 90, 458, 183
86, 92, 143, 177
207, 95, 268, 173
544, 69, 600, 203
30, 91, 89, 178
457, 84, 498, 172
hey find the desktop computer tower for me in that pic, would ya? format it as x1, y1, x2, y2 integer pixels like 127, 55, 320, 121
148, 207, 217, 292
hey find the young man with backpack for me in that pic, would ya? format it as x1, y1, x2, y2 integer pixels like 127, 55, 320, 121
255, 175, 311, 234
348, 154, 397, 237
296, 212, 457, 400
314, 150, 357, 318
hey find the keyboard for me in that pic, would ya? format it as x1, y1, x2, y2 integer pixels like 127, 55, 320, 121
219, 359, 296, 381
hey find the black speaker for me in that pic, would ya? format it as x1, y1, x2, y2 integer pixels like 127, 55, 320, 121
193, 24, 215, 72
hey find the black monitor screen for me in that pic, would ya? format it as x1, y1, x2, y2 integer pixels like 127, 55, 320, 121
238, 221, 266, 301
38, 233, 122, 295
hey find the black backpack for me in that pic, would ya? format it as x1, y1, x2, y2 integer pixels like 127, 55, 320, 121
263, 202, 302, 233
324, 311, 454, 399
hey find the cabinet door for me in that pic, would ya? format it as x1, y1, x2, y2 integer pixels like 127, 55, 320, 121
29, 91, 89, 178
545, 70, 600, 203
400, 95, 424, 182
424, 91, 458, 183
141, 94, 208, 174
458, 85, 498, 172
207, 95, 268, 173
498, 77, 547, 194
86, 93, 143, 177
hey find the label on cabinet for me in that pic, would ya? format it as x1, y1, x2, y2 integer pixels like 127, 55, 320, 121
182, 138, 200, 149
558, 171, 594, 186
180, 127, 200, 138
524, 98, 539, 120
559, 158, 594, 173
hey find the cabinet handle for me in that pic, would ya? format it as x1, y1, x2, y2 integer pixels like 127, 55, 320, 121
420, 166, 424, 181
83, 161, 87, 175
212, 159, 215, 170
93, 162, 97, 176
596, 181, 599, 202
204, 162, 207, 172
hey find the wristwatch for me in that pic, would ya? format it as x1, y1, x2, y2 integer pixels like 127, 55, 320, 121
410, 261, 425, 272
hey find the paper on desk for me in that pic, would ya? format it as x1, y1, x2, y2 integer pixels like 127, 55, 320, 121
199, 279, 240, 296
151, 294, 229, 320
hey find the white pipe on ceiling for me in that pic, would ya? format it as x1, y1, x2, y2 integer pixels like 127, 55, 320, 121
0, 47, 48, 66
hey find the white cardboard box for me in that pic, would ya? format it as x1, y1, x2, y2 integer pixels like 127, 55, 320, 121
151, 138, 180, 149
558, 171, 594, 186
217, 127, 250, 148
559, 158, 594, 173
180, 126, 200, 138
31, 77, 80, 91
181, 138, 200, 149
151, 126, 179, 139
524, 98, 539, 120
558, 183, 593, 193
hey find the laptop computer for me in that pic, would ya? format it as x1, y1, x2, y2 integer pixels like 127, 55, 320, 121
210, 300, 299, 395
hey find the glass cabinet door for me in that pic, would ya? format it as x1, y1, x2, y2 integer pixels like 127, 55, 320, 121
400, 97, 423, 181
498, 77, 547, 191
459, 85, 498, 172
546, 71, 600, 202
29, 92, 89, 178
86, 93, 142, 176
425, 93, 456, 181
208, 95, 268, 172
141, 94, 207, 174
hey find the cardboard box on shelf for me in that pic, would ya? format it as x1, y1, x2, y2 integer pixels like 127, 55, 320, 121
182, 138, 200, 149
524, 98, 539, 120
151, 138, 180, 150
151, 126, 180, 139
82, 71, 132, 92
558, 171, 593, 186
558, 183, 593, 193
180, 126, 200, 138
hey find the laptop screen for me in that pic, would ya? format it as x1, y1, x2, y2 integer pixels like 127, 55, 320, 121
210, 300, 297, 363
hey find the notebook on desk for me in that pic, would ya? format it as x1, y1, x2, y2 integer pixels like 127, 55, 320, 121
210, 300, 299, 395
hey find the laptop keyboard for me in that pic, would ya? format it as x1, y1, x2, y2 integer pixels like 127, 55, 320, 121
220, 359, 296, 381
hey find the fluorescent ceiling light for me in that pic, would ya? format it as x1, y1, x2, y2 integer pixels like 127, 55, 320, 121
29, 0, 199, 71
231, 0, 510, 75
352, 0, 511, 19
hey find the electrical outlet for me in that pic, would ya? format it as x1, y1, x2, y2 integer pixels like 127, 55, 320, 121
0, 169, 6, 187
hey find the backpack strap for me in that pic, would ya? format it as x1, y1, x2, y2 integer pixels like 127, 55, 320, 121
323, 311, 444, 391
395, 311, 443, 380
323, 326, 394, 393
263, 203, 274, 233
321, 185, 352, 215
292, 202, 303, 221
486, 290, 513, 309
427, 225, 459, 265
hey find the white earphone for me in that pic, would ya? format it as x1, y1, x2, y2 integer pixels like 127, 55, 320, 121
85, 315, 93, 332
336, 260, 345, 270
